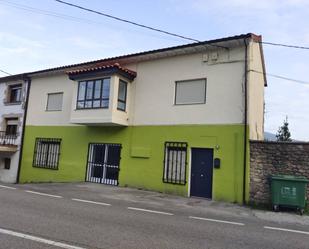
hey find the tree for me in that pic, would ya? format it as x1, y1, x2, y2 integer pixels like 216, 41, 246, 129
276, 116, 292, 142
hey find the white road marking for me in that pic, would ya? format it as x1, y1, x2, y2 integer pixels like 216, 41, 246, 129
0, 185, 16, 190
25, 190, 63, 198
264, 226, 309, 235
127, 207, 174, 216
72, 198, 111, 206
0, 227, 86, 249
189, 216, 245, 226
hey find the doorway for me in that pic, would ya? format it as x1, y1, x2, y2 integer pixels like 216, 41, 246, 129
190, 148, 214, 199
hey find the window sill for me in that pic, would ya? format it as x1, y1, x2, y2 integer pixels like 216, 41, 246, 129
45, 109, 62, 112
75, 107, 109, 110
33, 165, 59, 170
117, 108, 126, 112
3, 101, 22, 106
174, 102, 206, 106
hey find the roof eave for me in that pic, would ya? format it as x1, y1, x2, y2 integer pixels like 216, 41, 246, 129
0, 73, 29, 83
0, 33, 260, 81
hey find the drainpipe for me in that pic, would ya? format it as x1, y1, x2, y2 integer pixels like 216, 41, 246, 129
242, 38, 248, 204
16, 77, 31, 183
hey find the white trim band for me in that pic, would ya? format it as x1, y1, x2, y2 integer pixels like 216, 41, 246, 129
0, 185, 16, 190
127, 207, 174, 216
25, 190, 63, 198
0, 228, 86, 249
189, 216, 245, 226
264, 226, 309, 235
72, 198, 111, 206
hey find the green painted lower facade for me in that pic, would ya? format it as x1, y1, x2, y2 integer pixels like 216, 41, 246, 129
19, 124, 248, 203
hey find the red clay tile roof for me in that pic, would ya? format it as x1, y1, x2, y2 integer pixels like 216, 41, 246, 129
67, 63, 137, 78
0, 33, 264, 83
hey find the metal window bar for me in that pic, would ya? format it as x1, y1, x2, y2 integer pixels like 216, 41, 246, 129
33, 138, 61, 170
163, 142, 187, 185
0, 131, 17, 146
86, 143, 121, 186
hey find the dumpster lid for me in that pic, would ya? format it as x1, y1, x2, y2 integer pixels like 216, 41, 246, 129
271, 174, 309, 182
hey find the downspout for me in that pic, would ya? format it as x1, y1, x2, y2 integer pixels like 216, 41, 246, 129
242, 38, 248, 204
16, 77, 31, 183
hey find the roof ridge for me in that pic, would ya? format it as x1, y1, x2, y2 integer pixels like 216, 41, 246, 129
0, 33, 260, 82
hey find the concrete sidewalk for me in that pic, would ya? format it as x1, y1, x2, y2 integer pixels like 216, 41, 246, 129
13, 182, 309, 226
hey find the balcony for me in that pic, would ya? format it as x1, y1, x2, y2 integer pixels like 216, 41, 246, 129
0, 131, 18, 153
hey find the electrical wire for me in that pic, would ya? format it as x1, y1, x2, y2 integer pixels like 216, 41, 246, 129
0, 69, 11, 76
3, 0, 309, 51
0, 0, 103, 25
54, 0, 200, 43
53, 0, 228, 49
0, 0, 219, 45
2, 0, 309, 51
1, 1, 309, 83
260, 41, 309, 50
250, 70, 309, 85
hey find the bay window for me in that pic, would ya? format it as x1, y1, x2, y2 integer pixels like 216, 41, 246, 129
77, 78, 110, 109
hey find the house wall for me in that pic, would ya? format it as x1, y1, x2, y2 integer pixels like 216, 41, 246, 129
20, 124, 245, 203
129, 50, 245, 125
26, 48, 246, 127
0, 81, 27, 183
247, 41, 265, 140
26, 74, 75, 126
19, 44, 264, 203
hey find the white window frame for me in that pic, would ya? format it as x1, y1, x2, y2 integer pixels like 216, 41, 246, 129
46, 92, 63, 111
174, 78, 207, 105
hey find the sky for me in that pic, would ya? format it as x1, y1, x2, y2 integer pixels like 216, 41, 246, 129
0, 0, 308, 141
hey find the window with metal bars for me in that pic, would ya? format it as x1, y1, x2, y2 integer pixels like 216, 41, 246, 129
163, 142, 187, 185
33, 138, 61, 170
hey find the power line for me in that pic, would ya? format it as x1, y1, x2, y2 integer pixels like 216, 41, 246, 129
0, 69, 12, 76
2, 0, 309, 51
260, 41, 309, 50
54, 0, 309, 51
54, 0, 201, 44
0, 0, 103, 25
4, 0, 309, 51
54, 0, 229, 49
1, 1, 309, 83
250, 70, 309, 85
0, 0, 186, 44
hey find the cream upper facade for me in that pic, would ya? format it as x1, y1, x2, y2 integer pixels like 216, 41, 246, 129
1, 33, 267, 140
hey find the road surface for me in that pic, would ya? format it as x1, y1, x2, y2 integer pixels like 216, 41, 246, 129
0, 183, 308, 249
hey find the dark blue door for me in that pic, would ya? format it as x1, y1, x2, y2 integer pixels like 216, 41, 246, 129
190, 148, 213, 199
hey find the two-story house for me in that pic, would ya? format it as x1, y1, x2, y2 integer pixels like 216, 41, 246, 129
0, 33, 266, 203
0, 74, 29, 183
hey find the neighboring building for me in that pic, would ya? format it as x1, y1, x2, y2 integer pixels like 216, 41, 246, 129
0, 33, 267, 203
0, 75, 29, 183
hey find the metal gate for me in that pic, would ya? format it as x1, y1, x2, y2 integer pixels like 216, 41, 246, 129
85, 143, 121, 185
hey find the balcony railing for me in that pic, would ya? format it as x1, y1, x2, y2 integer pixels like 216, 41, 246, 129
0, 131, 18, 146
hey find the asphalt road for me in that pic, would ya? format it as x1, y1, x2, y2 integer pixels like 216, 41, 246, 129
0, 183, 308, 249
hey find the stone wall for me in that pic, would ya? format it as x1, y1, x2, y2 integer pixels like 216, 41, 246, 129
250, 140, 309, 205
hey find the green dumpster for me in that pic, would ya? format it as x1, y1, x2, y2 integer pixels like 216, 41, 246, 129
271, 175, 308, 214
